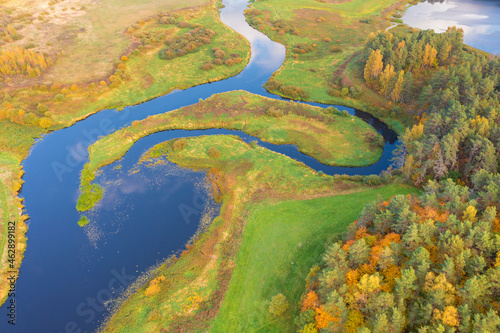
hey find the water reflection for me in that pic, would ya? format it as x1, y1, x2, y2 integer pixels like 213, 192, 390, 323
402, 0, 500, 54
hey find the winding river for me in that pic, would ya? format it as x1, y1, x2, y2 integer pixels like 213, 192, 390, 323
1, 0, 408, 332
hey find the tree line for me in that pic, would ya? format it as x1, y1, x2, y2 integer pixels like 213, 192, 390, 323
363, 28, 499, 185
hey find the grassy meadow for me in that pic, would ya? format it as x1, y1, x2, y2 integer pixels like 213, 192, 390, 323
1, 0, 207, 85
100, 134, 416, 332
76, 91, 384, 212
211, 183, 419, 332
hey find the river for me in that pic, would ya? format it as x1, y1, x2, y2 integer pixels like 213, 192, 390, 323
1, 0, 477, 331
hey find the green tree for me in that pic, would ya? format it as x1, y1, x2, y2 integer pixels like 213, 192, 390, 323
268, 293, 289, 316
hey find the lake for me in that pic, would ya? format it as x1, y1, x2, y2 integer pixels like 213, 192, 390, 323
402, 0, 500, 54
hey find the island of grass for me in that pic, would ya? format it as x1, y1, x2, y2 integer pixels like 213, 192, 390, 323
76, 91, 384, 212
0, 0, 251, 305
100, 134, 417, 332
244, 0, 417, 133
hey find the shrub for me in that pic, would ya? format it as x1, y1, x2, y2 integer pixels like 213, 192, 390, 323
213, 59, 223, 66
78, 216, 89, 227
266, 107, 284, 117
341, 87, 349, 96
54, 94, 65, 102
266, 78, 281, 91
172, 138, 187, 151
201, 62, 215, 71
279, 85, 309, 100
268, 293, 288, 316
246, 8, 261, 16
349, 86, 361, 98
293, 42, 314, 54
363, 174, 383, 185
37, 104, 49, 112
225, 58, 235, 67
159, 27, 215, 60
121, 55, 128, 61
214, 49, 225, 59
50, 82, 62, 91
177, 21, 191, 28
330, 45, 342, 53
208, 147, 221, 159
39, 117, 52, 128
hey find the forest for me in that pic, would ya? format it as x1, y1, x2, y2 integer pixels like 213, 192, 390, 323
294, 23, 500, 333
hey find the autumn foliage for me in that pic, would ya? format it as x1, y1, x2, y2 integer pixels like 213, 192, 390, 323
298, 178, 500, 332
0, 47, 53, 78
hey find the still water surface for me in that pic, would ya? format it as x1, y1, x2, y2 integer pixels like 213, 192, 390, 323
402, 0, 500, 54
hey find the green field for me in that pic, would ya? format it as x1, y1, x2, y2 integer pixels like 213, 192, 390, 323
211, 184, 418, 332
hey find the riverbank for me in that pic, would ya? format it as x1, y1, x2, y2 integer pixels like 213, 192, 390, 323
100, 135, 417, 332
76, 91, 384, 213
244, 0, 417, 133
0, 0, 251, 305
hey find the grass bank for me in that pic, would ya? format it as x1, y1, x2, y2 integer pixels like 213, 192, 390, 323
76, 91, 384, 212
245, 0, 417, 133
100, 134, 417, 332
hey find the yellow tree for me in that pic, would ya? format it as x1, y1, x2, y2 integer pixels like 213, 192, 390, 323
363, 49, 384, 86
390, 70, 405, 102
379, 64, 396, 96
422, 43, 437, 69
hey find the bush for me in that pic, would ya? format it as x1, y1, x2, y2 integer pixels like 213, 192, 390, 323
159, 27, 215, 60
172, 138, 187, 151
208, 147, 221, 159
246, 8, 261, 16
213, 58, 223, 66
225, 58, 235, 67
201, 62, 215, 71
177, 21, 191, 28
37, 104, 49, 112
330, 45, 342, 53
54, 94, 65, 102
78, 216, 89, 227
268, 293, 288, 316
363, 174, 383, 185
214, 49, 225, 59
266, 107, 284, 117
349, 86, 361, 98
50, 82, 62, 91
293, 42, 313, 54
266, 78, 281, 91
279, 85, 309, 100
